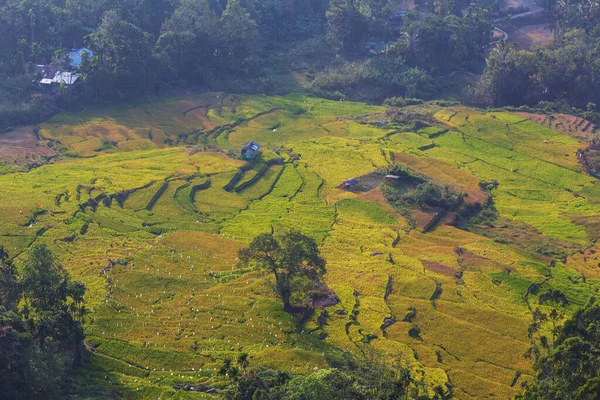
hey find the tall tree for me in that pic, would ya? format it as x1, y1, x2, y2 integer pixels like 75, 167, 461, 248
326, 0, 368, 52
0, 244, 87, 399
238, 231, 326, 312
87, 10, 158, 97
518, 301, 600, 399
215, 0, 260, 73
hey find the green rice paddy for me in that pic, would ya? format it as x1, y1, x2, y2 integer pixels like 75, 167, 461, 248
2, 93, 599, 399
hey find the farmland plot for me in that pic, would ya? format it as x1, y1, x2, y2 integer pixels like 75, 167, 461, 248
1, 95, 599, 399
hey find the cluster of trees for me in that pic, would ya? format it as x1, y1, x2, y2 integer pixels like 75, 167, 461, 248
519, 301, 600, 399
470, 30, 600, 109
393, 7, 492, 75
0, 0, 499, 126
314, 0, 493, 100
383, 164, 463, 211
0, 0, 328, 125
0, 245, 86, 399
470, 0, 600, 111
221, 351, 445, 400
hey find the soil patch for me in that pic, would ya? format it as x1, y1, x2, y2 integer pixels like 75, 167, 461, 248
422, 260, 459, 277
504, 23, 553, 50
0, 127, 56, 166
516, 112, 597, 142
339, 172, 385, 193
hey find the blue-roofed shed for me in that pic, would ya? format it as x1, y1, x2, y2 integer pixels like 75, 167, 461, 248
241, 141, 260, 160
343, 178, 359, 187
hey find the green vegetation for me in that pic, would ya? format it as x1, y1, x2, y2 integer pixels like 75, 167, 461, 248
1, 1, 599, 398
0, 94, 598, 399
223, 352, 415, 399
0, 245, 87, 399
238, 231, 326, 313
0, 0, 499, 129
470, 3, 600, 114
518, 302, 600, 400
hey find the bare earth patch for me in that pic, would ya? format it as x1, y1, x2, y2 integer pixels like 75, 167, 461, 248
0, 126, 56, 166
422, 260, 459, 277
516, 112, 597, 142
506, 23, 553, 50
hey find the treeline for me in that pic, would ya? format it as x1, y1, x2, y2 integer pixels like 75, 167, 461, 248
468, 0, 600, 113
221, 350, 449, 399
0, 245, 86, 399
518, 301, 600, 399
0, 0, 496, 128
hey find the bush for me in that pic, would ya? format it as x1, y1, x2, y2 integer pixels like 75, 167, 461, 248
383, 97, 424, 107
310, 57, 429, 101
409, 182, 463, 209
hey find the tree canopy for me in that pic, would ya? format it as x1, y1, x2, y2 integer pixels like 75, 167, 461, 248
0, 244, 86, 400
519, 301, 600, 399
238, 231, 326, 312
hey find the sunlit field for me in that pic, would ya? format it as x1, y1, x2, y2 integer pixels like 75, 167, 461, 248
2, 93, 600, 399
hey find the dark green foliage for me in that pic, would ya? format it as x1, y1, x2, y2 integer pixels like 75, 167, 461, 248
223, 351, 421, 400
409, 182, 462, 210
311, 57, 429, 101
326, 0, 369, 52
238, 231, 326, 312
385, 173, 462, 211
470, 29, 600, 109
539, 289, 569, 307
467, 0, 600, 110
519, 302, 600, 399
395, 8, 492, 75
0, 244, 86, 400
0, 0, 498, 128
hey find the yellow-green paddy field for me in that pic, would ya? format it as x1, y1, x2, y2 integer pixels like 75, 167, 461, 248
2, 93, 600, 399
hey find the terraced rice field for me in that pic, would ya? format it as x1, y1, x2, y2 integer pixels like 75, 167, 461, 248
1, 93, 599, 399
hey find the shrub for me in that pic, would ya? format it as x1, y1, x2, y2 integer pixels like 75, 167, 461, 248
408, 182, 463, 209
383, 97, 424, 107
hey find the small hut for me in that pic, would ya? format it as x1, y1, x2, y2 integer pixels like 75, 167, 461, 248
342, 178, 359, 188
241, 141, 260, 160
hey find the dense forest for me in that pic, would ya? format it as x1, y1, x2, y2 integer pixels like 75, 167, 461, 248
0, 0, 495, 128
2, 0, 600, 129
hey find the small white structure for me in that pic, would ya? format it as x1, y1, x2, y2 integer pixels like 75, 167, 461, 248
33, 64, 81, 86
50, 71, 81, 85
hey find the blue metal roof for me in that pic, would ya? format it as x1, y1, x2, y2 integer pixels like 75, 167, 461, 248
68, 48, 94, 68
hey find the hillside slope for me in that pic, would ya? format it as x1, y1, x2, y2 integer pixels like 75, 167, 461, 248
1, 94, 599, 399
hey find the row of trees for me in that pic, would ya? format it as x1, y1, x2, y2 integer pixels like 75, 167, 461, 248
0, 0, 498, 124
469, 0, 600, 110
470, 30, 600, 109
0, 245, 86, 399
223, 352, 421, 399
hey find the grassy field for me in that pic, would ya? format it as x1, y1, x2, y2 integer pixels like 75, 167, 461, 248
1, 94, 599, 399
